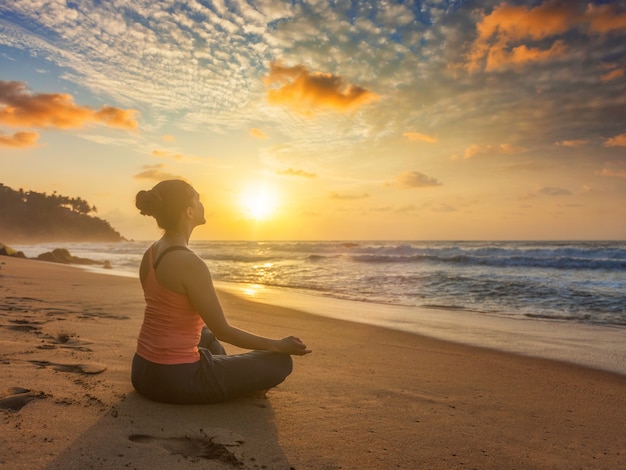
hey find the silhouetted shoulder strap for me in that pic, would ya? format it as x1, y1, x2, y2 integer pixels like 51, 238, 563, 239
153, 246, 191, 270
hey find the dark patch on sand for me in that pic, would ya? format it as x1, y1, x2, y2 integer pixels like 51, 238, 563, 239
128, 434, 242, 466
36, 332, 94, 351
4, 296, 44, 303
7, 323, 42, 333
0, 387, 48, 411
28, 360, 107, 374
77, 309, 130, 321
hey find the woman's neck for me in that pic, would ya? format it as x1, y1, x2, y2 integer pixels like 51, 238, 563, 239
160, 231, 190, 247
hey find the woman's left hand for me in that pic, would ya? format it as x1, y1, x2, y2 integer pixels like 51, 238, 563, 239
275, 336, 311, 355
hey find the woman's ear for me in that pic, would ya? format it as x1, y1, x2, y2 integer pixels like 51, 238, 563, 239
185, 206, 194, 219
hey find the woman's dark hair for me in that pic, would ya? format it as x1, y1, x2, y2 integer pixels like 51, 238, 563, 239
135, 180, 196, 231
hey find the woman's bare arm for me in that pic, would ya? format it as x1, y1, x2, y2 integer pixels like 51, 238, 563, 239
180, 253, 310, 355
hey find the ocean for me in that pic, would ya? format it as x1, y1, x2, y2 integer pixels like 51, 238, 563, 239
10, 240, 626, 374
12, 240, 626, 327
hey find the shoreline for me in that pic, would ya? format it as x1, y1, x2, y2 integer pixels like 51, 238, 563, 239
2, 256, 626, 468
21, 259, 626, 376
216, 281, 626, 377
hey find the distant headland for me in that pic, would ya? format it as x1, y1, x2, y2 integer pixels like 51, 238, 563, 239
0, 183, 125, 244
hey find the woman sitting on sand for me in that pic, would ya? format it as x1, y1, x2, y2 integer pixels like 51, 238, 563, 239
131, 180, 310, 404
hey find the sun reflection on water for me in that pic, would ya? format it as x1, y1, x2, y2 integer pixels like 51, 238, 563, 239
240, 284, 265, 297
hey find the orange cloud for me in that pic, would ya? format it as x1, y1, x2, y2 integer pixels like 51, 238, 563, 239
250, 128, 268, 139
604, 133, 626, 147
330, 192, 370, 200
537, 186, 571, 196
0, 80, 138, 130
403, 132, 438, 143
467, 2, 576, 71
133, 164, 181, 181
460, 143, 527, 159
556, 139, 589, 147
0, 130, 39, 148
152, 149, 183, 160
586, 3, 626, 34
467, 1, 626, 72
486, 40, 567, 71
277, 168, 316, 178
596, 162, 626, 178
94, 106, 138, 129
601, 68, 625, 82
162, 134, 175, 142
265, 62, 379, 115
388, 171, 442, 189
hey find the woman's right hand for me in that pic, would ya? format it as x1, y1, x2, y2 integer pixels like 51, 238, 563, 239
275, 336, 311, 355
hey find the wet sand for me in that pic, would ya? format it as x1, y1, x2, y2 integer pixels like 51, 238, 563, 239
1, 256, 625, 469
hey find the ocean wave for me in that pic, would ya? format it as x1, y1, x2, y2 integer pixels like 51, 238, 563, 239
197, 253, 278, 263
349, 253, 626, 271
20, 240, 625, 328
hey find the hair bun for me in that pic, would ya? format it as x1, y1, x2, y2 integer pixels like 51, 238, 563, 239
135, 189, 163, 217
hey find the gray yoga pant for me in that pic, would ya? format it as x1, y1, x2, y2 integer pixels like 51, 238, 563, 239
131, 328, 293, 404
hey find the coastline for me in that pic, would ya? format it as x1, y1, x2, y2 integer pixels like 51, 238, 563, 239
75, 260, 626, 376
1, 256, 625, 469
215, 281, 626, 376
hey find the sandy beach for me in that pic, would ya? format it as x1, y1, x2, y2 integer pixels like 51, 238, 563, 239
1, 256, 625, 469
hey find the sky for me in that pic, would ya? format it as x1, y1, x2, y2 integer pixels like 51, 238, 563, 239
1, 0, 625, 241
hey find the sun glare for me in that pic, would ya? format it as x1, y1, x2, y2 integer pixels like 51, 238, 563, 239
240, 186, 278, 221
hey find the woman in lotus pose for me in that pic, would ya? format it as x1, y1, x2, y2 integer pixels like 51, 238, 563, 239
131, 180, 310, 404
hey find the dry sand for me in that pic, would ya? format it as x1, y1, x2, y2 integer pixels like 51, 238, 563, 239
0, 255, 625, 469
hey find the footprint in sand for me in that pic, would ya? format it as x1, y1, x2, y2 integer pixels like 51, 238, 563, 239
28, 360, 106, 374
6, 323, 42, 333
128, 433, 243, 466
36, 332, 94, 352
4, 318, 45, 332
0, 387, 48, 411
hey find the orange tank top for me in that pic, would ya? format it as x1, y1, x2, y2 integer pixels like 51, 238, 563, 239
136, 245, 204, 364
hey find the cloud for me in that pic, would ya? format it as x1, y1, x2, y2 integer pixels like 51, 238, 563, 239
265, 62, 379, 115
601, 68, 624, 82
596, 162, 626, 178
537, 186, 571, 196
585, 3, 626, 34
429, 203, 457, 213
403, 132, 438, 143
466, 1, 626, 72
0, 130, 39, 148
394, 204, 418, 214
388, 171, 442, 189
0, 81, 138, 130
460, 143, 527, 159
556, 139, 589, 147
250, 128, 268, 139
486, 41, 567, 71
276, 168, 316, 178
133, 164, 181, 181
162, 134, 175, 142
94, 106, 139, 130
466, 2, 576, 72
603, 133, 626, 147
329, 192, 370, 200
152, 149, 184, 160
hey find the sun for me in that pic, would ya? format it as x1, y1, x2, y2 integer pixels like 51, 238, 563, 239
240, 186, 278, 221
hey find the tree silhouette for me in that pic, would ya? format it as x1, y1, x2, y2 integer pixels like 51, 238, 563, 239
0, 183, 125, 243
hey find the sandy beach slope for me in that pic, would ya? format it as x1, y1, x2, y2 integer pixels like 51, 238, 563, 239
1, 256, 625, 469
